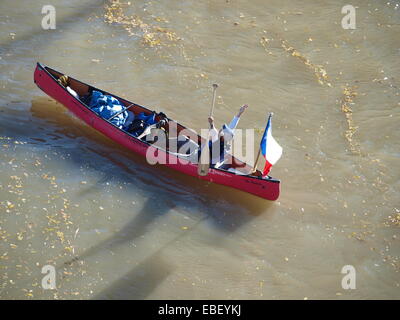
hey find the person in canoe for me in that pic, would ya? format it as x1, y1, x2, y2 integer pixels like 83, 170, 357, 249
208, 104, 249, 167
164, 104, 248, 166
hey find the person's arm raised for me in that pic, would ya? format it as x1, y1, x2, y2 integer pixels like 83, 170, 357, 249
236, 104, 249, 118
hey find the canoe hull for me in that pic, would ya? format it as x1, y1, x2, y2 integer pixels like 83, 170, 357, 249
34, 63, 280, 200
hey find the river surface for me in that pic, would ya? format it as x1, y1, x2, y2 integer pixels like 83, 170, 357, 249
0, 0, 399, 299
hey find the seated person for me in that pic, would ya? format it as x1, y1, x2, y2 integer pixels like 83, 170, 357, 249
137, 115, 199, 158
127, 118, 147, 137
208, 104, 248, 168
127, 111, 167, 139
168, 134, 199, 155
155, 104, 248, 165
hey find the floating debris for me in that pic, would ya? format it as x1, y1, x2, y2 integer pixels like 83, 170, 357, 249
385, 212, 400, 227
260, 33, 331, 86
340, 86, 360, 154
260, 37, 273, 55
104, 0, 180, 48
280, 39, 331, 87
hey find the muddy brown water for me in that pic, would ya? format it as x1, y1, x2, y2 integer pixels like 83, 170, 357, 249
0, 0, 399, 299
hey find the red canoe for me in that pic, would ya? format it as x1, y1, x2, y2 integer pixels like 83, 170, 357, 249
33, 63, 280, 200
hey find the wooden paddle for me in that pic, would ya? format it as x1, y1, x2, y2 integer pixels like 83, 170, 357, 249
198, 83, 218, 176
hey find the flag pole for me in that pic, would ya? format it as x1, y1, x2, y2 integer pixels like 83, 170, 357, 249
252, 149, 261, 172
252, 112, 273, 172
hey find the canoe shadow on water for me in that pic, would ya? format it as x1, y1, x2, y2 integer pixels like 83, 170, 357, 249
93, 247, 174, 300
26, 98, 275, 298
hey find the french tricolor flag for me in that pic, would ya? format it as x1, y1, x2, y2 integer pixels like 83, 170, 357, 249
260, 113, 282, 177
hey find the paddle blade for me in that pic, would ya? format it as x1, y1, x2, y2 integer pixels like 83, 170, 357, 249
197, 140, 210, 176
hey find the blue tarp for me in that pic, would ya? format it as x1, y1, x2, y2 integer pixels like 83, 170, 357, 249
137, 112, 157, 126
89, 90, 129, 128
